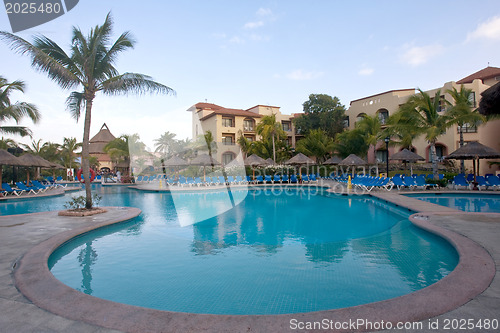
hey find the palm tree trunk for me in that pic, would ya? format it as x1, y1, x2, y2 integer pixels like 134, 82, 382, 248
82, 99, 93, 209
272, 134, 276, 163
459, 127, 465, 174
430, 142, 438, 180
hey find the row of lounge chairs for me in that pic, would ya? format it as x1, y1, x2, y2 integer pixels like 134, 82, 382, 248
335, 174, 441, 191
136, 174, 321, 186
1, 180, 64, 196
452, 174, 500, 190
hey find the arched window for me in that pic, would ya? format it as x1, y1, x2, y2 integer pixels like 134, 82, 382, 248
377, 109, 389, 125
427, 144, 447, 161
243, 118, 255, 131
356, 113, 366, 123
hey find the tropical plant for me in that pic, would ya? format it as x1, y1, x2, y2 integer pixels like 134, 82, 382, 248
380, 111, 421, 150
256, 114, 286, 163
355, 114, 382, 162
394, 89, 451, 179
445, 85, 486, 173
0, 137, 17, 150
237, 131, 253, 158
296, 129, 334, 163
39, 141, 62, 164
20, 138, 44, 155
104, 135, 130, 173
154, 131, 177, 157
334, 129, 369, 158
0, 76, 40, 137
60, 137, 81, 170
1, 13, 174, 208
294, 94, 346, 137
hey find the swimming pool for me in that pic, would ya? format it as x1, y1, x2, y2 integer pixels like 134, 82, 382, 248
405, 193, 500, 213
40, 186, 458, 315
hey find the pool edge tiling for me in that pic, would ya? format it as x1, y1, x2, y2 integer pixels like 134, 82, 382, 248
10, 196, 497, 333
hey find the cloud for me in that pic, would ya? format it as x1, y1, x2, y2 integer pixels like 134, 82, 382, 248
244, 21, 264, 29
229, 36, 244, 44
466, 16, 500, 42
400, 43, 444, 66
286, 69, 324, 81
358, 67, 374, 76
257, 8, 272, 16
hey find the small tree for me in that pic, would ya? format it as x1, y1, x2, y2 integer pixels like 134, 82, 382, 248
296, 129, 334, 163
294, 94, 346, 138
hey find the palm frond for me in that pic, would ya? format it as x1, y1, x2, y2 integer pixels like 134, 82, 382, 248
0, 126, 32, 137
0, 31, 81, 89
66, 91, 84, 121
100, 73, 175, 96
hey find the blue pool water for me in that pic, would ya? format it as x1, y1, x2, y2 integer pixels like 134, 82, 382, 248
406, 193, 500, 213
24, 186, 459, 315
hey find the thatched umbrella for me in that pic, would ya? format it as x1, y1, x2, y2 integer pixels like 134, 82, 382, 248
163, 156, 188, 179
339, 154, 367, 176
17, 154, 53, 185
323, 156, 342, 165
190, 154, 220, 181
445, 142, 500, 185
479, 82, 500, 116
244, 154, 269, 179
285, 153, 315, 177
265, 158, 274, 165
0, 149, 24, 186
389, 149, 424, 175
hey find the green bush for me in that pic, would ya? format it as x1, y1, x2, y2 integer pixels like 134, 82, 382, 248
64, 194, 102, 210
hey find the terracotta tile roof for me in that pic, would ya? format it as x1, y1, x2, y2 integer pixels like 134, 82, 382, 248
194, 103, 263, 121
456, 66, 500, 84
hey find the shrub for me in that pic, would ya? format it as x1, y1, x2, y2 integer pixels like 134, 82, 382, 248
64, 193, 102, 210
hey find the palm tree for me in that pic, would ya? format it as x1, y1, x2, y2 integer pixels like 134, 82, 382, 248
296, 129, 334, 163
355, 114, 382, 163
395, 89, 450, 179
60, 137, 81, 171
154, 131, 177, 157
104, 135, 130, 174
446, 85, 486, 173
256, 114, 286, 163
1, 13, 174, 209
0, 76, 40, 137
237, 131, 253, 158
0, 137, 17, 150
334, 129, 369, 158
20, 138, 44, 155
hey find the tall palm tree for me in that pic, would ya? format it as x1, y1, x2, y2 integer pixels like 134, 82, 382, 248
20, 138, 44, 155
60, 137, 81, 171
256, 114, 286, 163
237, 131, 253, 158
0, 76, 40, 137
104, 135, 130, 174
355, 114, 382, 163
446, 85, 486, 173
154, 131, 177, 157
296, 129, 334, 163
1, 13, 174, 208
395, 89, 450, 179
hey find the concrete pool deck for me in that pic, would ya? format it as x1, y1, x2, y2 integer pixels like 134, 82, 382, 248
0, 189, 499, 332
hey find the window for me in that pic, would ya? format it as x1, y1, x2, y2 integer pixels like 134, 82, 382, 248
282, 121, 291, 132
438, 96, 446, 112
468, 92, 477, 108
222, 152, 235, 165
376, 149, 388, 163
244, 135, 254, 142
356, 113, 366, 123
428, 144, 446, 160
243, 118, 255, 131
377, 109, 389, 125
343, 116, 350, 128
222, 117, 234, 127
458, 123, 477, 133
222, 134, 234, 145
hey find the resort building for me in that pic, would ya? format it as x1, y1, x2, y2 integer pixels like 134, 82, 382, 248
188, 103, 302, 164
89, 123, 117, 172
346, 66, 500, 175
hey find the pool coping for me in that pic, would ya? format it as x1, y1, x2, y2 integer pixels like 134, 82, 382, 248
10, 190, 497, 332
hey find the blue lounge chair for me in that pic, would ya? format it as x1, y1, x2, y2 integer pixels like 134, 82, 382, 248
136, 175, 143, 182
290, 175, 298, 183
16, 182, 40, 194
256, 175, 264, 183
391, 176, 406, 190
309, 174, 317, 183
246, 175, 253, 184
486, 175, 500, 189
301, 174, 309, 183
476, 176, 490, 190
415, 175, 436, 189
227, 176, 236, 184
273, 175, 281, 183
1, 183, 24, 196
402, 176, 417, 190
452, 175, 470, 190
264, 175, 272, 183
32, 180, 52, 191
282, 174, 289, 183
186, 177, 195, 186
235, 175, 245, 184
218, 176, 227, 185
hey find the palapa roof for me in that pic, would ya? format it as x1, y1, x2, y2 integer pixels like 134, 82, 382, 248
323, 156, 342, 165
17, 153, 53, 167
479, 82, 500, 116
89, 123, 116, 154
190, 154, 220, 166
285, 153, 315, 165
245, 154, 269, 167
389, 149, 425, 161
339, 154, 367, 166
0, 149, 24, 166
163, 155, 188, 166
445, 141, 500, 160
456, 66, 500, 84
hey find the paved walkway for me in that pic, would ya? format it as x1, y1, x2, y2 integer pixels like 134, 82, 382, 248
0, 189, 498, 332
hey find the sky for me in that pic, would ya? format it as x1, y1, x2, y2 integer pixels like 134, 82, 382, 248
1, 0, 500, 151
